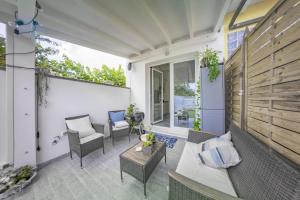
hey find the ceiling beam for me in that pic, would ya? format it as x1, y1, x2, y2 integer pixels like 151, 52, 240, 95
130, 32, 217, 63
214, 0, 232, 32
138, 0, 172, 45
184, 0, 194, 38
37, 26, 129, 58
74, 0, 155, 51
38, 1, 141, 55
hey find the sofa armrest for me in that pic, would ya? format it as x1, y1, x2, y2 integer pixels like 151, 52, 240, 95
168, 170, 241, 200
92, 123, 105, 133
187, 130, 218, 144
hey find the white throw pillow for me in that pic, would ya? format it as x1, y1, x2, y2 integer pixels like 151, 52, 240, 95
220, 131, 231, 141
66, 116, 96, 138
114, 120, 129, 128
198, 145, 241, 169
201, 137, 233, 152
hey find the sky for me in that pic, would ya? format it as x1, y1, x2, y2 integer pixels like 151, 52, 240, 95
0, 23, 129, 70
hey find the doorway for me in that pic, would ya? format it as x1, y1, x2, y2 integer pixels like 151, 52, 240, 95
151, 64, 170, 127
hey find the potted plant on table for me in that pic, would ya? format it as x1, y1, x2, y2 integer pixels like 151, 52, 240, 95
141, 133, 156, 154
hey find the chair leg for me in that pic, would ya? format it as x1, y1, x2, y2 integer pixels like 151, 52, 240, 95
80, 157, 83, 169
112, 133, 115, 146
103, 140, 105, 154
70, 150, 73, 160
128, 134, 131, 142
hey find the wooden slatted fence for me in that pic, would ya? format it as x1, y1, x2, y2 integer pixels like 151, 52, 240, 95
225, 0, 300, 165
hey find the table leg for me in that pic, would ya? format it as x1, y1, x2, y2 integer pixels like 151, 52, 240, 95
144, 182, 146, 197
120, 169, 123, 182
165, 154, 167, 164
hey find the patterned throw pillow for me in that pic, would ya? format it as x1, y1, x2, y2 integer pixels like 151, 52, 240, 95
201, 137, 233, 152
198, 145, 241, 169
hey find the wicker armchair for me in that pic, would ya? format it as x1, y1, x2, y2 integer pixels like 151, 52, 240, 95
108, 110, 130, 146
65, 114, 105, 168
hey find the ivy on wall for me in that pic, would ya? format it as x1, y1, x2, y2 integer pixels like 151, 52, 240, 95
0, 37, 5, 67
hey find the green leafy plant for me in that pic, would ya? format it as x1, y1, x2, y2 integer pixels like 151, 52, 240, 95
200, 48, 220, 82
143, 133, 155, 147
13, 165, 33, 184
0, 37, 5, 67
193, 81, 201, 131
126, 104, 137, 128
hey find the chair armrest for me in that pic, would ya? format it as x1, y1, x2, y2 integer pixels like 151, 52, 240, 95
187, 130, 218, 144
92, 123, 105, 133
168, 170, 241, 200
66, 129, 80, 148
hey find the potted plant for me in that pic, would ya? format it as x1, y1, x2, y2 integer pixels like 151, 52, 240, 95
199, 48, 220, 82
142, 133, 156, 154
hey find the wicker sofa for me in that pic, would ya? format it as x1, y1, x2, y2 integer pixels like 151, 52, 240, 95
168, 123, 300, 200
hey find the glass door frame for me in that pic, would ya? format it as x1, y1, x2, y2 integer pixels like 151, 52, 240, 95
170, 58, 199, 130
151, 68, 164, 124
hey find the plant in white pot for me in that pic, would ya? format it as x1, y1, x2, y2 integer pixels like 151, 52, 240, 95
141, 133, 156, 154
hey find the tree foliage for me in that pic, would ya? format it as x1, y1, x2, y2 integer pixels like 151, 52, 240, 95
0, 37, 5, 67
174, 83, 194, 96
35, 36, 126, 87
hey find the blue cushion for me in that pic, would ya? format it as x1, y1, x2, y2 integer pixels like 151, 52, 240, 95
109, 111, 125, 124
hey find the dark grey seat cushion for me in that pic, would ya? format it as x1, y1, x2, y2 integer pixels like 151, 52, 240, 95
228, 123, 300, 200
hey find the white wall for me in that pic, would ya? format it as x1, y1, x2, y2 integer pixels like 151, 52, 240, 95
37, 77, 130, 164
0, 70, 6, 167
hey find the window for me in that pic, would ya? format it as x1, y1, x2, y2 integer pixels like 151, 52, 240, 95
227, 30, 245, 57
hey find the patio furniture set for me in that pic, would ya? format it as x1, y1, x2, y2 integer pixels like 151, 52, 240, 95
65, 110, 131, 168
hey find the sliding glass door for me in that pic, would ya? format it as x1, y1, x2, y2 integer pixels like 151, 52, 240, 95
173, 60, 195, 128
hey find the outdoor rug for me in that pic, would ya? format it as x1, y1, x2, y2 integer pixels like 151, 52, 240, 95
155, 133, 177, 149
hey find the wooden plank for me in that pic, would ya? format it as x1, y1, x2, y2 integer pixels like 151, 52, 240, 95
270, 141, 300, 165
275, 39, 300, 67
248, 85, 271, 95
248, 70, 272, 87
248, 111, 269, 122
248, 42, 273, 67
273, 79, 300, 93
273, 59, 300, 84
247, 127, 269, 144
273, 117, 300, 133
247, 117, 269, 137
273, 100, 300, 112
248, 56, 272, 78
248, 100, 269, 108
271, 125, 300, 154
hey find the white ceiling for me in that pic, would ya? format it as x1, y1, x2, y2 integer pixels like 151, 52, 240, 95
0, 0, 263, 59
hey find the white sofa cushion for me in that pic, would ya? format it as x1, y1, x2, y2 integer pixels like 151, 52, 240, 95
80, 132, 104, 144
201, 137, 233, 152
114, 120, 129, 128
112, 120, 129, 131
66, 116, 96, 138
220, 131, 231, 141
198, 145, 241, 169
176, 142, 237, 197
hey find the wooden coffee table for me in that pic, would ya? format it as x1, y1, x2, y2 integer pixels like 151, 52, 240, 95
119, 141, 166, 196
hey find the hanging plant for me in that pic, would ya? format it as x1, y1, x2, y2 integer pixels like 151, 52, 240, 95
200, 48, 220, 82
36, 68, 50, 107
193, 81, 201, 131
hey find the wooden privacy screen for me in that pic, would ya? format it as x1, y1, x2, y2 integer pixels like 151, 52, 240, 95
225, 0, 300, 165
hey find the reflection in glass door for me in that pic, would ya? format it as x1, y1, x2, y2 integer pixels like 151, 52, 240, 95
173, 60, 195, 128
152, 69, 163, 123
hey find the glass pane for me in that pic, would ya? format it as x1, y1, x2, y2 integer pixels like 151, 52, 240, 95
153, 70, 162, 122
174, 60, 195, 128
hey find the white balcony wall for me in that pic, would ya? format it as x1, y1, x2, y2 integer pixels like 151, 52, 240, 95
37, 77, 130, 164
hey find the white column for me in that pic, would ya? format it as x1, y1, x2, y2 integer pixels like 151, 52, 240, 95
5, 0, 37, 168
